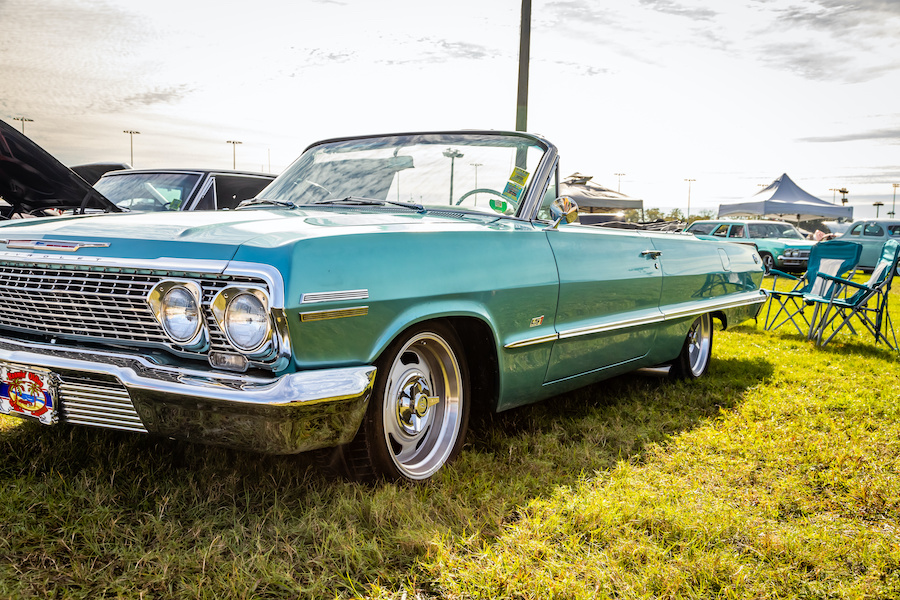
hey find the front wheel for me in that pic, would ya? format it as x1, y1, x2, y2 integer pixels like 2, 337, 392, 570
760, 253, 775, 274
670, 314, 713, 380
340, 322, 470, 482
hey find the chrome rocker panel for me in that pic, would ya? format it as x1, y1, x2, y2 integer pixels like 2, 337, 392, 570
0, 336, 375, 455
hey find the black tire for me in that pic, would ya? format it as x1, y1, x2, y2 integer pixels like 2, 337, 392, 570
760, 253, 775, 274
670, 314, 713, 380
337, 322, 470, 482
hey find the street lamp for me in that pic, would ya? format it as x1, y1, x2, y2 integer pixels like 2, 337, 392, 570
227, 140, 242, 169
874, 201, 884, 218
12, 116, 33, 134
443, 148, 464, 204
123, 130, 140, 166
470, 162, 483, 203
829, 188, 839, 203
888, 183, 899, 217
614, 173, 625, 193
684, 178, 695, 221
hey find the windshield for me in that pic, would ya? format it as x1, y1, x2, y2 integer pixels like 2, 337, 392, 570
94, 172, 202, 211
260, 133, 548, 216
771, 223, 804, 239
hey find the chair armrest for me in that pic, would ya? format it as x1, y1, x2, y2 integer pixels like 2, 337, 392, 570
768, 268, 798, 280
815, 273, 869, 291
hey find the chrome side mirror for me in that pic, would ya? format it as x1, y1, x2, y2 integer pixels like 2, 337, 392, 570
546, 196, 579, 230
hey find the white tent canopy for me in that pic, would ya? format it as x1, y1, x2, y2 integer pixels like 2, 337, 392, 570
718, 173, 853, 221
560, 173, 643, 211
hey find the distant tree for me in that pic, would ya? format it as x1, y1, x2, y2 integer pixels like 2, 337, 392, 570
643, 208, 665, 222
622, 209, 642, 222
667, 208, 685, 222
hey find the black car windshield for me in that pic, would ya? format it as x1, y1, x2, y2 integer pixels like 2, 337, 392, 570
259, 133, 548, 216
94, 172, 202, 211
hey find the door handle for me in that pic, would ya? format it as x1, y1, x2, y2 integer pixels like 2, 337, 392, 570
641, 250, 662, 259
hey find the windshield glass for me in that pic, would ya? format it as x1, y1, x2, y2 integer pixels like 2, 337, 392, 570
771, 223, 804, 239
260, 133, 547, 216
94, 172, 202, 211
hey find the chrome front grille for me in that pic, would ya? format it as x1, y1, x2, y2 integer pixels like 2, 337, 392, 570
0, 261, 267, 355
59, 375, 147, 433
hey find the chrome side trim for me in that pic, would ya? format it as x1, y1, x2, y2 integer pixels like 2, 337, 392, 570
301, 289, 369, 304
505, 333, 559, 349
300, 306, 369, 322
503, 290, 766, 349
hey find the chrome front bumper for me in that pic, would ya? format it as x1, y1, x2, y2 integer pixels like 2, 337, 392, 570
0, 337, 375, 454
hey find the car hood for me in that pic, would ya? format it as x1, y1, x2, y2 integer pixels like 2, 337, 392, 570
0, 206, 528, 262
0, 119, 120, 215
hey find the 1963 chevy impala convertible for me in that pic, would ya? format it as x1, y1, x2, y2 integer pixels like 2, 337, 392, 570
0, 119, 765, 481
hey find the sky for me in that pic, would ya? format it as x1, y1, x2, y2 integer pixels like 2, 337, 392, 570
2, 0, 899, 219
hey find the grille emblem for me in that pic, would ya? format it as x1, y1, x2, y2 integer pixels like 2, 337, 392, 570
2, 239, 110, 252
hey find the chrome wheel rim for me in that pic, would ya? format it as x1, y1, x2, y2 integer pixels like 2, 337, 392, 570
686, 314, 712, 377
382, 331, 462, 480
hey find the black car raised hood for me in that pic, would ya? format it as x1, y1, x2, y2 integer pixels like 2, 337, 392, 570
0, 119, 121, 217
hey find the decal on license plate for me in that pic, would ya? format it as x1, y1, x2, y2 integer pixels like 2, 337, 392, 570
0, 363, 58, 425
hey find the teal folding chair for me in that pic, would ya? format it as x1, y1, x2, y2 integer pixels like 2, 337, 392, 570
807, 238, 900, 350
763, 240, 862, 334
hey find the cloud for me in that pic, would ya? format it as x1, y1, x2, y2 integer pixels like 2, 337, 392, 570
638, 0, 717, 21
799, 128, 900, 144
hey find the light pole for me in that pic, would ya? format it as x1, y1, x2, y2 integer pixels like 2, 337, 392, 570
684, 178, 695, 221
829, 188, 838, 203
874, 201, 884, 218
839, 188, 849, 205
470, 162, 483, 203
123, 130, 140, 165
443, 148, 464, 204
13, 116, 33, 134
614, 173, 625, 193
515, 0, 531, 132
227, 140, 242, 169
890, 183, 899, 218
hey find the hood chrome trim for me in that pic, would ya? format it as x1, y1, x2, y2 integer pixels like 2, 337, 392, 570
2, 239, 111, 251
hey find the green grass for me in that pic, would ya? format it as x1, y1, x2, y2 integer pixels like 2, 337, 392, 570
1, 278, 898, 599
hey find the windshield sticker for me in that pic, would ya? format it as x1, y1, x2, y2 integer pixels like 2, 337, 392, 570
489, 198, 509, 213
502, 181, 524, 201
509, 167, 529, 186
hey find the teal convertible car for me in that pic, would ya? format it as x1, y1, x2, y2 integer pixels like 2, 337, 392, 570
0, 121, 765, 481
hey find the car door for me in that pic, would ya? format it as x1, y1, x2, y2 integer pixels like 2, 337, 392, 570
543, 225, 663, 383
847, 222, 885, 268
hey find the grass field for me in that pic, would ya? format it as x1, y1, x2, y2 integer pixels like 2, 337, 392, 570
1, 277, 898, 599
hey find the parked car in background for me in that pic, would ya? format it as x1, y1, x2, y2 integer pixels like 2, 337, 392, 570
94, 168, 275, 212
70, 162, 131, 184
836, 219, 900, 271
0, 120, 766, 482
685, 219, 815, 272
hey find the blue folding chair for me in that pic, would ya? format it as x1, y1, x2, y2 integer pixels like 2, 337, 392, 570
763, 240, 861, 334
807, 239, 900, 350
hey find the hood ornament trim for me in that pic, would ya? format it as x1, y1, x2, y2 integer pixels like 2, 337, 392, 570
2, 239, 111, 252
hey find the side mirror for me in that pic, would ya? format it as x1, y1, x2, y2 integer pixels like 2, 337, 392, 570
546, 196, 579, 230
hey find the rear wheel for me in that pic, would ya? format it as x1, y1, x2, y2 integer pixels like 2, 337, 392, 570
339, 322, 470, 482
670, 314, 713, 380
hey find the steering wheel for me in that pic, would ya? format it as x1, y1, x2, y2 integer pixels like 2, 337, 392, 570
455, 188, 514, 211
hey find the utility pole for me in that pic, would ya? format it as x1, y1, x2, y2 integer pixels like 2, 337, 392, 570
684, 178, 696, 221
227, 140, 242, 169
12, 116, 33, 134
614, 173, 625, 193
123, 130, 140, 165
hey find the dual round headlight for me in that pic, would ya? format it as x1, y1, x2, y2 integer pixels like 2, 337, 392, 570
222, 291, 269, 351
161, 286, 202, 342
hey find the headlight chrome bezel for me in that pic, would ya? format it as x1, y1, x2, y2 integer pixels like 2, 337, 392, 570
211, 286, 274, 357
147, 280, 208, 350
